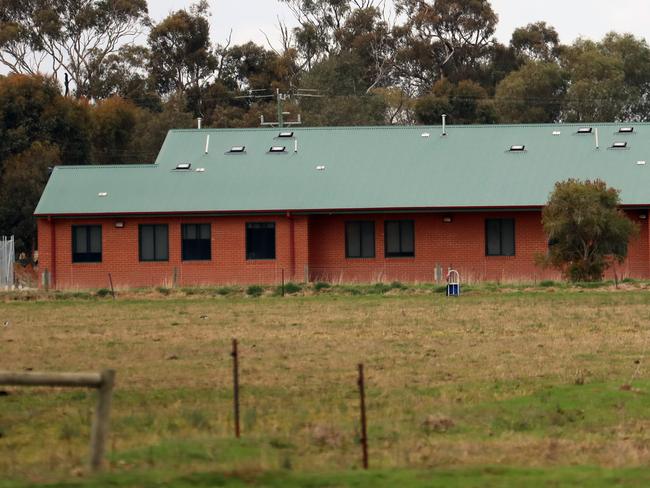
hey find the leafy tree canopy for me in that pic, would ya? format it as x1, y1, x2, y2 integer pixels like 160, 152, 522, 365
541, 179, 639, 282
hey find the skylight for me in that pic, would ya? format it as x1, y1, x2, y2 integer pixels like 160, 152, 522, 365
619, 127, 634, 133
174, 163, 191, 170
612, 141, 628, 149
278, 131, 294, 138
509, 145, 526, 152
269, 146, 286, 153
228, 146, 245, 153
577, 127, 593, 134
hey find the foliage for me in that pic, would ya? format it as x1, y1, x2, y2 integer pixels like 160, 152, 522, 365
0, 141, 60, 254
90, 97, 141, 164
541, 179, 639, 282
0, 74, 91, 166
246, 285, 264, 297
0, 0, 149, 97
511, 22, 561, 62
495, 62, 567, 123
415, 79, 496, 125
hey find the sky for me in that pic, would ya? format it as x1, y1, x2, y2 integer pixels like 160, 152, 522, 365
147, 0, 650, 49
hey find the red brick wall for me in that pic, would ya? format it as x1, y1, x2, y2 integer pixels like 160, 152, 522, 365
36, 210, 650, 289
308, 210, 650, 283
38, 215, 303, 289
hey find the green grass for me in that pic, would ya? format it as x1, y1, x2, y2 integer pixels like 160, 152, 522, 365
4, 288, 650, 485
4, 466, 650, 487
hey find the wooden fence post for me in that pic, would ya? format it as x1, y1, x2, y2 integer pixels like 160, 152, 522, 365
232, 339, 240, 438
0, 370, 115, 473
358, 363, 369, 470
90, 369, 116, 471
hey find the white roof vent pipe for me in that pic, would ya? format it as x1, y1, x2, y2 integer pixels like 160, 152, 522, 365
197, 117, 202, 129
595, 127, 599, 149
294, 139, 298, 153
205, 135, 210, 154
442, 114, 447, 136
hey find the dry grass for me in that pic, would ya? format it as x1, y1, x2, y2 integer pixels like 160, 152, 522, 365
2, 289, 650, 483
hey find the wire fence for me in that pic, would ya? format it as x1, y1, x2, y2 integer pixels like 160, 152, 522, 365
0, 235, 15, 289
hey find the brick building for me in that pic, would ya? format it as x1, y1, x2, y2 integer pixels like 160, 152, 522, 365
35, 124, 650, 289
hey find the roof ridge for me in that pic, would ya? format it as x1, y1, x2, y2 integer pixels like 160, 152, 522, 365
54, 164, 157, 170
168, 122, 650, 133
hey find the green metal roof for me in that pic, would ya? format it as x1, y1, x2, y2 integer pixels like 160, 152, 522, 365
35, 123, 650, 216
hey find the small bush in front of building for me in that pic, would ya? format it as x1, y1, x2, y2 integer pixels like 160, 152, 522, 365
390, 281, 407, 290
539, 280, 556, 288
369, 283, 392, 294
283, 282, 302, 295
156, 286, 171, 296
246, 285, 264, 297
313, 282, 331, 292
95, 288, 111, 298
215, 286, 236, 296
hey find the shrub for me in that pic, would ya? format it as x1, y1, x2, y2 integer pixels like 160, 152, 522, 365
313, 281, 331, 291
246, 285, 264, 297
283, 282, 302, 294
216, 286, 235, 296
95, 288, 111, 297
541, 179, 639, 282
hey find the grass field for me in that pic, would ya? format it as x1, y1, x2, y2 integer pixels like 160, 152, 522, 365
2, 283, 650, 486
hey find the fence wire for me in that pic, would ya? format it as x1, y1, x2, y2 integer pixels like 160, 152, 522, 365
0, 235, 15, 288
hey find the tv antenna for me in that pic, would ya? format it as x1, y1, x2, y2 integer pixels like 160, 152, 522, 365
235, 88, 323, 128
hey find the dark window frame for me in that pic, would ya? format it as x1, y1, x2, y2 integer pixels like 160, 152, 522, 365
139, 224, 169, 262
181, 223, 211, 261
384, 220, 415, 258
246, 222, 276, 260
345, 221, 375, 259
72, 225, 102, 263
485, 219, 516, 257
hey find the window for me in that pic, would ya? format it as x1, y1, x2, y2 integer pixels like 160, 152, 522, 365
346, 221, 375, 258
139, 225, 168, 261
486, 219, 515, 256
278, 131, 294, 138
619, 127, 634, 133
246, 223, 275, 260
228, 146, 245, 153
269, 146, 286, 153
611, 141, 628, 149
385, 220, 415, 257
577, 127, 593, 134
174, 163, 191, 170
509, 145, 526, 152
72, 225, 102, 263
182, 224, 211, 261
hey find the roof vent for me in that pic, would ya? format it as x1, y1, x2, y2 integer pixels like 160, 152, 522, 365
195, 167, 206, 172
421, 132, 430, 138
228, 146, 245, 153
637, 160, 646, 165
174, 163, 191, 170
278, 131, 294, 138
552, 131, 561, 136
269, 146, 286, 153
98, 192, 108, 197
577, 127, 593, 134
509, 145, 526, 152
619, 127, 634, 133
611, 141, 628, 149
316, 165, 326, 171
